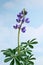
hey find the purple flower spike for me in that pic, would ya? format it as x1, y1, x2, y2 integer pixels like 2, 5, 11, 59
25, 18, 30, 23
16, 19, 21, 23
13, 24, 18, 29
21, 27, 26, 33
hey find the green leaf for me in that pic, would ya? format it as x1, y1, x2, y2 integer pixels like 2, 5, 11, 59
29, 45, 34, 48
31, 41, 38, 44
26, 48, 32, 55
3, 51, 11, 57
30, 38, 36, 42
27, 51, 31, 55
30, 58, 36, 60
20, 57, 25, 62
29, 54, 33, 58
2, 49, 13, 56
27, 40, 30, 43
20, 63, 23, 65
13, 49, 16, 54
3, 52, 10, 57
29, 61, 34, 65
20, 46, 25, 51
2, 48, 15, 57
4, 57, 12, 62
21, 42, 27, 47
21, 42, 27, 45
20, 51, 26, 56
16, 57, 20, 65
1, 50, 6, 52
10, 59, 14, 65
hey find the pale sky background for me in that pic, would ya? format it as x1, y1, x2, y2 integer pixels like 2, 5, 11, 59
0, 0, 43, 65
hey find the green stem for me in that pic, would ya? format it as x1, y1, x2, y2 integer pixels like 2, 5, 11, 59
18, 28, 20, 54
18, 22, 23, 54
18, 9, 25, 54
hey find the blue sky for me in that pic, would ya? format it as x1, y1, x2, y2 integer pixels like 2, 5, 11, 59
0, 0, 43, 65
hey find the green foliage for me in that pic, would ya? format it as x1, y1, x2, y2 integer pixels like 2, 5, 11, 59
1, 38, 38, 65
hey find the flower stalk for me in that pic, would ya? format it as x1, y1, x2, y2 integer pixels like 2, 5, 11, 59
18, 21, 24, 54
13, 8, 30, 54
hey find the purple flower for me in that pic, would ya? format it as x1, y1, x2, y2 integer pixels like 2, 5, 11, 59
25, 18, 30, 23
16, 19, 21, 23
22, 18, 25, 23
21, 27, 26, 33
13, 9, 30, 33
19, 11, 23, 15
13, 24, 21, 29
13, 24, 18, 29
17, 14, 23, 19
20, 9, 27, 15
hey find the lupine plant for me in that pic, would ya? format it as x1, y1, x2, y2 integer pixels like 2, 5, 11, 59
1, 9, 38, 65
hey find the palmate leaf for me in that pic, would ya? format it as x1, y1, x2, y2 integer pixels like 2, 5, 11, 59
1, 48, 13, 57
4, 57, 12, 62
1, 48, 16, 58
27, 40, 34, 49
27, 39, 38, 48
2, 51, 11, 57
26, 48, 32, 55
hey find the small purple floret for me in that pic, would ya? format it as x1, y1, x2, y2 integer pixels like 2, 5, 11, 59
19, 11, 23, 15
17, 14, 23, 18
16, 19, 21, 23
13, 24, 18, 29
25, 18, 30, 23
21, 27, 26, 33
22, 18, 25, 23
